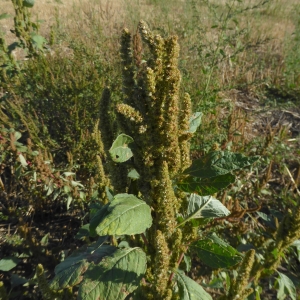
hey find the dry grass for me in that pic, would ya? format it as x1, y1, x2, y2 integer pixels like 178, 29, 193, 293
1, 0, 298, 107
0, 0, 296, 38
0, 0, 297, 82
0, 0, 298, 128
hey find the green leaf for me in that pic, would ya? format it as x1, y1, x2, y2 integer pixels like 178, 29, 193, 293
0, 13, 12, 20
191, 233, 243, 269
128, 168, 140, 180
89, 203, 110, 237
78, 247, 147, 300
75, 224, 90, 240
10, 274, 27, 288
14, 131, 22, 140
31, 150, 39, 156
189, 218, 211, 228
189, 112, 203, 133
64, 185, 71, 193
31, 34, 46, 50
232, 18, 239, 25
248, 285, 262, 300
15, 141, 27, 152
93, 194, 152, 236
40, 233, 50, 246
292, 240, 300, 247
0, 257, 20, 271
63, 172, 76, 177
177, 194, 230, 228
23, 0, 35, 8
50, 237, 115, 290
79, 191, 86, 201
175, 269, 212, 300
19, 153, 28, 167
292, 240, 300, 262
184, 151, 260, 178
46, 183, 54, 196
187, 194, 230, 218
109, 134, 134, 163
118, 241, 130, 249
202, 277, 224, 289
177, 173, 235, 195
66, 195, 73, 210
219, 49, 226, 57
256, 211, 276, 229
71, 180, 84, 187
105, 186, 114, 202
276, 272, 296, 300
183, 255, 191, 272
15, 165, 22, 179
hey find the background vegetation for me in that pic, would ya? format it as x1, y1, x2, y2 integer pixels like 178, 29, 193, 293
0, 0, 300, 299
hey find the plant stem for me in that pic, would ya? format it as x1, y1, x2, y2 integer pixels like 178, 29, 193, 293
141, 233, 148, 245
169, 252, 185, 282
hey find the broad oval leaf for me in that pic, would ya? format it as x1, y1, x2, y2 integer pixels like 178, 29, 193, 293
276, 272, 296, 300
50, 237, 115, 290
187, 194, 230, 218
89, 203, 110, 237
51, 260, 89, 290
10, 274, 28, 289
177, 173, 235, 195
189, 112, 203, 133
109, 134, 134, 163
184, 151, 260, 178
0, 257, 20, 271
94, 194, 152, 236
31, 34, 46, 50
175, 269, 212, 300
191, 233, 243, 269
78, 247, 147, 300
